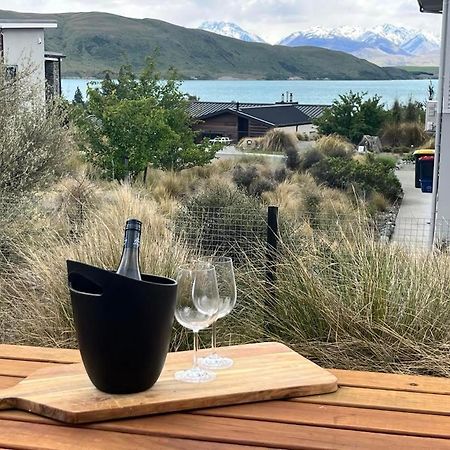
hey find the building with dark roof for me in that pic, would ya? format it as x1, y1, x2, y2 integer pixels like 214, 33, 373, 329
189, 101, 329, 142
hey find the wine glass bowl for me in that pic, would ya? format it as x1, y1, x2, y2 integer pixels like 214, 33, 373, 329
197, 256, 237, 370
174, 262, 220, 383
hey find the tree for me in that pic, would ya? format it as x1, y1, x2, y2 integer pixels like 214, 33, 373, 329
73, 86, 84, 105
76, 58, 216, 180
315, 91, 387, 144
391, 99, 402, 125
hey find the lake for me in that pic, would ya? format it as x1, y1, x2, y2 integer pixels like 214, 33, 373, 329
62, 78, 437, 107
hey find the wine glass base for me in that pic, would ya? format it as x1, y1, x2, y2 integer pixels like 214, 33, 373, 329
174, 367, 216, 383
198, 354, 234, 370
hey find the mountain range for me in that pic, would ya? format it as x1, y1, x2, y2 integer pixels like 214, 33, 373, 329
199, 21, 266, 43
0, 10, 415, 80
199, 22, 440, 66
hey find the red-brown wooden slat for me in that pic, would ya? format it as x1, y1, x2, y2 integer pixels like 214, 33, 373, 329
0, 419, 264, 450
295, 386, 450, 415
5, 405, 450, 449
0, 358, 56, 377
0, 344, 81, 364
331, 369, 450, 395
194, 400, 450, 439
81, 413, 450, 450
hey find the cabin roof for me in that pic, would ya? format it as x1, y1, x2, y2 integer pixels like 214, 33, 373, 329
188, 101, 329, 123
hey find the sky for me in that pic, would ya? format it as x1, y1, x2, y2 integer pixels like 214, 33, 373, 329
4, 0, 443, 43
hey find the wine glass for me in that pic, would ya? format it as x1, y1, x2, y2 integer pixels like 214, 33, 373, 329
198, 256, 237, 369
174, 262, 220, 383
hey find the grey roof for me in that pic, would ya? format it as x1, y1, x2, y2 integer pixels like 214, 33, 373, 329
188, 101, 329, 122
418, 0, 442, 13
238, 105, 311, 126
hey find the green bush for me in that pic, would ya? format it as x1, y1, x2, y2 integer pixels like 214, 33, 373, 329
248, 177, 276, 197
299, 148, 324, 171
232, 165, 258, 190
175, 183, 265, 261
310, 155, 402, 201
315, 134, 353, 159
285, 147, 301, 170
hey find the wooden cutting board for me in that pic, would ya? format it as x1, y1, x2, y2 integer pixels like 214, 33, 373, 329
0, 342, 337, 424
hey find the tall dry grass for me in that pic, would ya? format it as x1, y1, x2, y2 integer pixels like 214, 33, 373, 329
0, 184, 193, 348
230, 222, 450, 376
259, 129, 299, 153
314, 134, 354, 158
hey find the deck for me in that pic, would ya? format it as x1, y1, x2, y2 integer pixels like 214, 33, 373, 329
1, 344, 450, 449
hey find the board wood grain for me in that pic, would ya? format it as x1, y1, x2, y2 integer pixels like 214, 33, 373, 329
0, 342, 337, 424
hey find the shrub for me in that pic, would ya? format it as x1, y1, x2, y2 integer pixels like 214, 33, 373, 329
232, 224, 450, 376
248, 177, 276, 197
175, 182, 265, 262
382, 122, 426, 149
273, 166, 288, 183
400, 122, 426, 148
315, 134, 353, 159
232, 165, 259, 190
0, 64, 71, 196
389, 146, 411, 155
299, 148, 324, 171
296, 132, 309, 141
285, 147, 301, 170
368, 192, 389, 213
260, 129, 298, 153
310, 155, 402, 202
0, 185, 192, 347
381, 123, 402, 148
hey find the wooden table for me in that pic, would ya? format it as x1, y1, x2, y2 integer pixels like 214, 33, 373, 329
1, 344, 450, 449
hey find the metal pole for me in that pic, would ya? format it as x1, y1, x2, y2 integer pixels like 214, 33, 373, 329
429, 0, 449, 249
265, 206, 279, 334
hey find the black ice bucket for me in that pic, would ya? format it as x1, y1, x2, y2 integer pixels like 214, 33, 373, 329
67, 260, 177, 394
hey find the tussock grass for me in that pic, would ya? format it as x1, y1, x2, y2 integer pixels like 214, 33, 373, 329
315, 134, 354, 158
0, 184, 193, 348
260, 129, 298, 153
230, 222, 450, 376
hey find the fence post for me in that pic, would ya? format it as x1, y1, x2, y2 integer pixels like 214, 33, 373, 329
265, 205, 279, 334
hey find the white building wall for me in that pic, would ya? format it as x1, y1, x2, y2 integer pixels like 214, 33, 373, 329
275, 124, 318, 138
2, 28, 46, 100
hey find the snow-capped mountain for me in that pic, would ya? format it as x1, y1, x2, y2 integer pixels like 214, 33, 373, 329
278, 24, 440, 66
198, 21, 266, 43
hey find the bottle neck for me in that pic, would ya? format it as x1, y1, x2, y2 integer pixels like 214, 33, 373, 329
123, 228, 140, 250
117, 228, 141, 280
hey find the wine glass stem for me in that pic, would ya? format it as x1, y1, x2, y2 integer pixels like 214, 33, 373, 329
211, 321, 217, 354
193, 331, 199, 368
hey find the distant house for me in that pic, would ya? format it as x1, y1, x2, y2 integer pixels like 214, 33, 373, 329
0, 20, 65, 101
189, 100, 329, 142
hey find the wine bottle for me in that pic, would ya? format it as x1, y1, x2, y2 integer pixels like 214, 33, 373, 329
116, 219, 142, 280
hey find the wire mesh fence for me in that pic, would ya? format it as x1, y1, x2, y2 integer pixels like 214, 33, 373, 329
1, 193, 449, 265
173, 204, 268, 263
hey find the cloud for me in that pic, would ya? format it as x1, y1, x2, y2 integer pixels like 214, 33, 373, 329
5, 0, 442, 43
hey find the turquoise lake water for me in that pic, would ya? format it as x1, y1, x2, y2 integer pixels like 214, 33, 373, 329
62, 78, 437, 107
